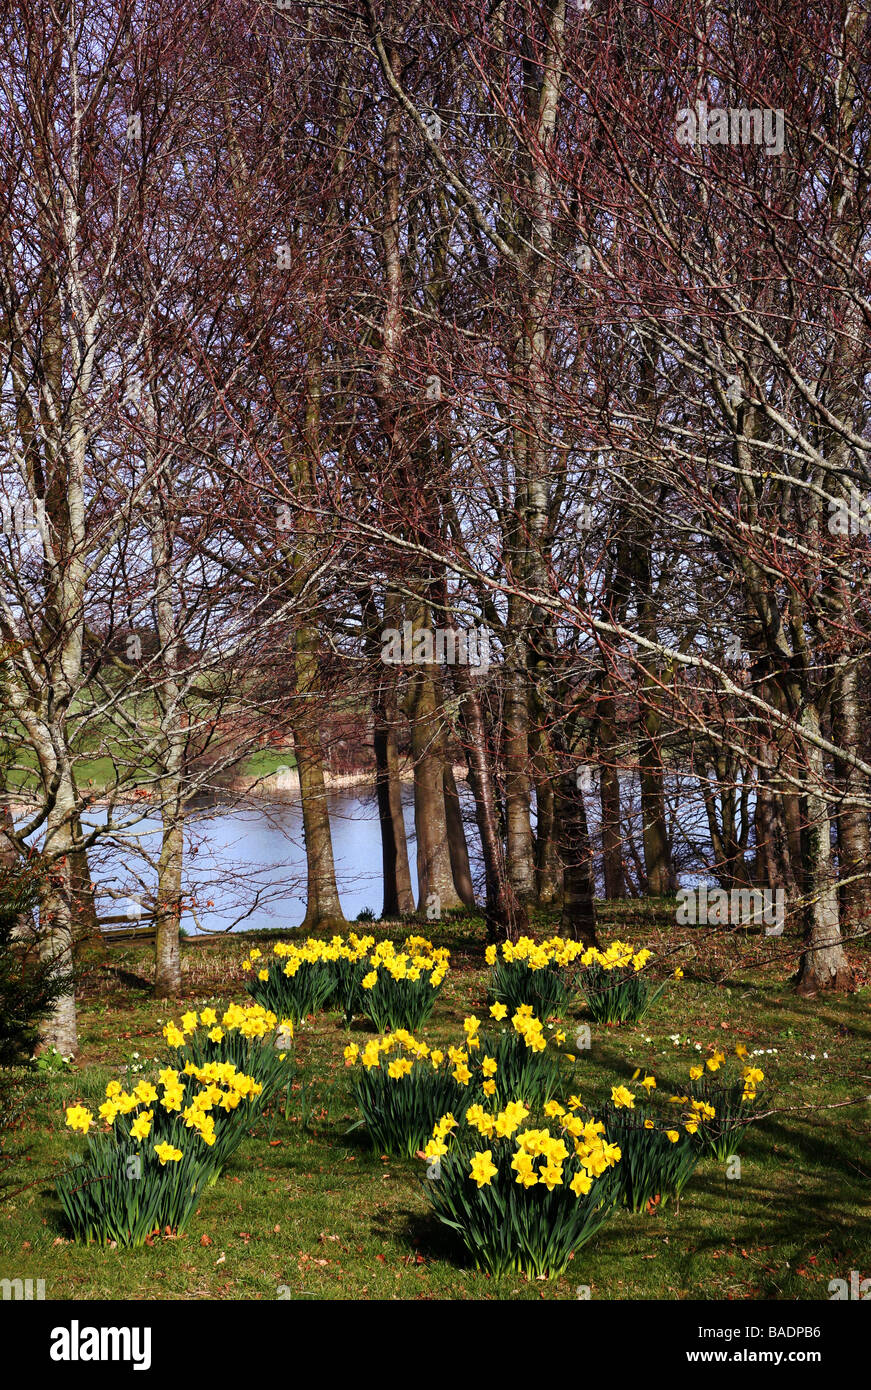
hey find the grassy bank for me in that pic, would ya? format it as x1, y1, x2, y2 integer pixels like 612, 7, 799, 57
1, 912, 869, 1301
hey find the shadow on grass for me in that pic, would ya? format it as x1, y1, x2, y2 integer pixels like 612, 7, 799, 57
368, 1199, 477, 1273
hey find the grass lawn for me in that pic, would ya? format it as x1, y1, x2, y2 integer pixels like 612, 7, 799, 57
4, 699, 295, 797
239, 750, 297, 779
2, 911, 869, 1301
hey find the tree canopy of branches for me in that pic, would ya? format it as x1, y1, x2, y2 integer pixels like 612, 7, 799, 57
1, 0, 868, 1051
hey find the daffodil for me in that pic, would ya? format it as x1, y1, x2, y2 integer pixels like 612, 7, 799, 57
154, 1142, 183, 1165
469, 1150, 499, 1188
130, 1110, 153, 1141
65, 1105, 93, 1134
569, 1171, 592, 1197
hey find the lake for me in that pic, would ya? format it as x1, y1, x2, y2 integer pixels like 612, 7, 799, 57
24, 771, 723, 935
78, 783, 484, 935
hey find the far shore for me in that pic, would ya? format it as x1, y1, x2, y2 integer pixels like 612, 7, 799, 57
8, 761, 469, 815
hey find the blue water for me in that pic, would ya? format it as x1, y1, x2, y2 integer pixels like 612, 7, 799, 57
72, 784, 484, 934
20, 771, 728, 935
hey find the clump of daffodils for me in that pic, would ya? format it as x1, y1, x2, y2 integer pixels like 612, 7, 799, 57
486, 936, 582, 1015
422, 1098, 622, 1278
581, 941, 654, 972
346, 1004, 574, 1158
162, 1002, 295, 1105
478, 1004, 571, 1106
345, 1025, 478, 1156
578, 940, 676, 1024
599, 1078, 704, 1211
241, 932, 450, 1030
65, 1060, 263, 1159
683, 1043, 766, 1160
599, 1043, 769, 1209
242, 938, 346, 1022
163, 1001, 288, 1048
488, 937, 586, 971
355, 939, 449, 1032
57, 1061, 265, 1247
345, 1029, 453, 1078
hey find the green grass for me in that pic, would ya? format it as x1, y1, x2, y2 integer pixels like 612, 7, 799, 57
241, 750, 297, 779
1, 912, 869, 1300
5, 737, 294, 797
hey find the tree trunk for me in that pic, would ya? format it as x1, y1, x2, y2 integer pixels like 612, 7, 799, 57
533, 767, 562, 905
373, 711, 415, 919
598, 689, 625, 898
150, 484, 187, 996
556, 770, 598, 946
782, 783, 805, 883
832, 659, 871, 930
444, 761, 476, 909
452, 660, 526, 941
155, 813, 184, 997
633, 512, 677, 897
640, 727, 675, 896
795, 709, 854, 994
754, 738, 799, 895
406, 661, 463, 916
368, 593, 414, 920
503, 650, 537, 903
293, 625, 347, 932
529, 714, 562, 905
38, 779, 79, 1055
